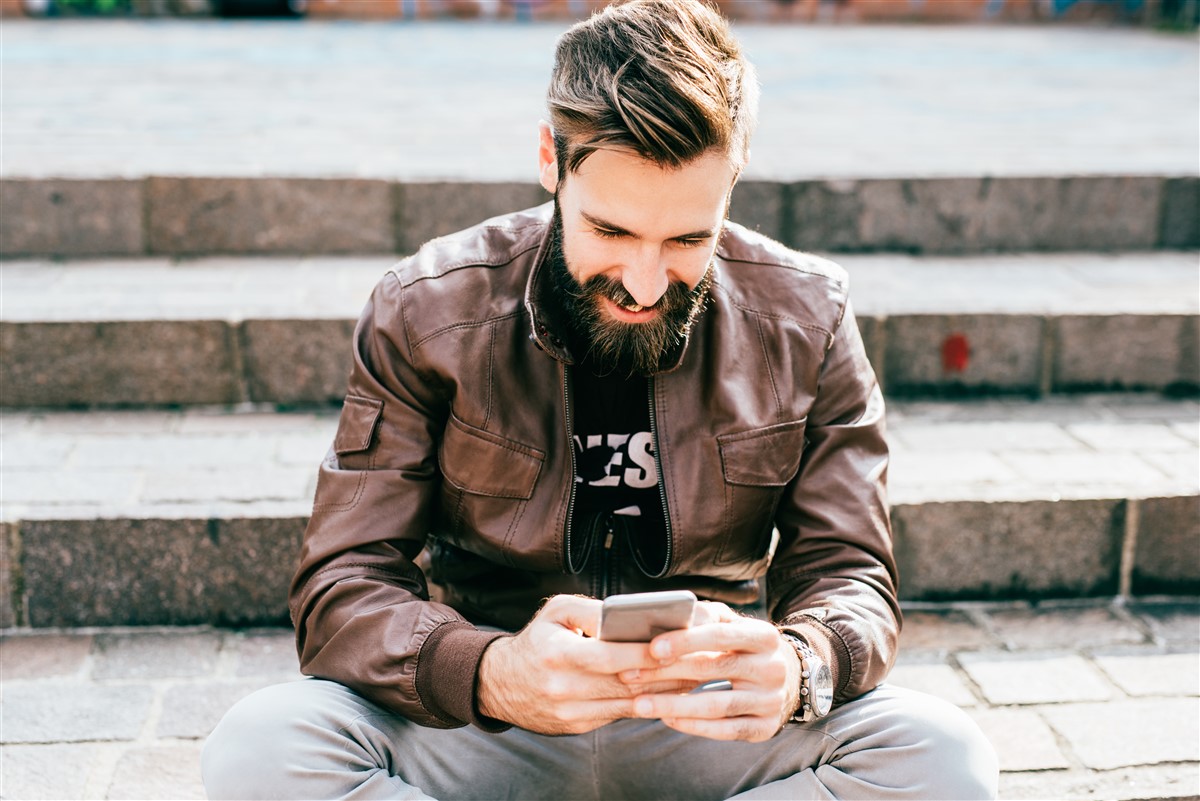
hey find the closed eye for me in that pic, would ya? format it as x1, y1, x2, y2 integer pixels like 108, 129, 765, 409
674, 237, 709, 248
592, 227, 626, 240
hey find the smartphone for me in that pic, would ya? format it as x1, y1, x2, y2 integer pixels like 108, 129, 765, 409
598, 590, 697, 642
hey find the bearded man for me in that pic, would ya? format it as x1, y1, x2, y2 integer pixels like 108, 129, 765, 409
203, 1, 997, 798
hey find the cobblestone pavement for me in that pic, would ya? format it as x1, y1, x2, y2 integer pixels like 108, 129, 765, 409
2, 20, 1197, 181
2, 395, 1197, 521
1, 599, 1197, 800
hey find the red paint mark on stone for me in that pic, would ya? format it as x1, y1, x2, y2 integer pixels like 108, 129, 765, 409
942, 333, 971, 373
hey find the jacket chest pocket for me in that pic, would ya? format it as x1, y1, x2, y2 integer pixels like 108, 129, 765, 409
438, 413, 545, 566
713, 419, 807, 570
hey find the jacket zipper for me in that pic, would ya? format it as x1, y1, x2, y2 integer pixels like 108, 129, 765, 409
647, 377, 673, 576
562, 364, 579, 575
592, 516, 617, 599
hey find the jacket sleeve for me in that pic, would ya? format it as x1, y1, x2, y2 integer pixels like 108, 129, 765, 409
767, 297, 901, 706
289, 271, 510, 731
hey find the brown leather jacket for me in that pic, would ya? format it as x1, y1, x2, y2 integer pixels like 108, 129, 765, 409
290, 203, 900, 731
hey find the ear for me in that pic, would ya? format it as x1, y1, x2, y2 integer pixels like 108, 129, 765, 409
537, 121, 559, 194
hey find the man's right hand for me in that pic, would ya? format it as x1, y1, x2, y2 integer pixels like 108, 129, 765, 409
476, 594, 687, 735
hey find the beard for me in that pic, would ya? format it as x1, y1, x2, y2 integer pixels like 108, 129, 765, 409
546, 202, 713, 377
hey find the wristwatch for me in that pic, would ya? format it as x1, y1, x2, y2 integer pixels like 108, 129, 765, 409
782, 632, 834, 723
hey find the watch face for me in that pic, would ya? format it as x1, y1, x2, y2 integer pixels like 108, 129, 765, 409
812, 662, 834, 716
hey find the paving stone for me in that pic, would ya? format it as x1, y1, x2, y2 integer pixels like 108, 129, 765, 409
399, 182, 547, 254
998, 451, 1168, 487
1041, 698, 1200, 770
1140, 451, 1200, 488
1160, 176, 1200, 249
848, 177, 1161, 254
891, 421, 1082, 452
1170, 421, 1200, 444
897, 609, 999, 653
1055, 314, 1193, 391
999, 763, 1200, 801
233, 630, 302, 677
92, 631, 221, 680
178, 409, 328, 435
1, 434, 76, 468
886, 661, 978, 707
957, 651, 1113, 705
1, 470, 142, 506
139, 467, 313, 504
70, 434, 272, 469
107, 744, 205, 801
1127, 601, 1200, 644
147, 177, 394, 255
789, 179, 862, 251
967, 708, 1070, 771
0, 320, 243, 407
1066, 422, 1196, 452
1093, 650, 1200, 698
728, 180, 785, 241
0, 520, 15, 627
241, 318, 356, 404
892, 499, 1123, 600
0, 684, 153, 743
0, 179, 144, 257
158, 679, 278, 738
1134, 496, 1200, 595
0, 634, 93, 680
19, 517, 302, 627
0, 743, 98, 800
882, 314, 1044, 394
985, 606, 1148, 650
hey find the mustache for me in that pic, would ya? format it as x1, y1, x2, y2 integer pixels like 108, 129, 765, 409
565, 273, 695, 315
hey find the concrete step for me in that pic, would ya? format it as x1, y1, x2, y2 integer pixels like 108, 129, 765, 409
3, 174, 1198, 259
2, 600, 1197, 800
2, 252, 1197, 407
2, 395, 1196, 628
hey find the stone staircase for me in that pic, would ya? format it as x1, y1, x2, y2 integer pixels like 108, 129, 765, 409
3, 195, 1197, 628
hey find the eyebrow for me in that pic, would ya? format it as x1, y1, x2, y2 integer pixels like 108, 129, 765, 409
580, 210, 716, 241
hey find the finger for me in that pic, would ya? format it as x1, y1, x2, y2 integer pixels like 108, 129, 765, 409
649, 619, 779, 661
632, 689, 767, 721
620, 650, 758, 685
660, 715, 776, 743
568, 638, 663, 675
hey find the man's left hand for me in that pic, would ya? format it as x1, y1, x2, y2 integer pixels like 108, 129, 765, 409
618, 602, 803, 742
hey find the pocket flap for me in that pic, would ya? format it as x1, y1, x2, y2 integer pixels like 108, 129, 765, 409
718, 419, 807, 487
440, 414, 545, 499
334, 395, 384, 455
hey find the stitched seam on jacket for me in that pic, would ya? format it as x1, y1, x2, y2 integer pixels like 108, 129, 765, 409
755, 316, 783, 421
412, 310, 525, 351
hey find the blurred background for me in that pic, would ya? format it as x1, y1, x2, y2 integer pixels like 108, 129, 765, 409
3, 0, 1199, 24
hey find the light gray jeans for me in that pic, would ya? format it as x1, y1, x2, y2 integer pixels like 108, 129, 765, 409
202, 679, 997, 800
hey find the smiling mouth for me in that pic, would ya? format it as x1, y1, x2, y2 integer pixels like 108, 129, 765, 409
622, 302, 646, 312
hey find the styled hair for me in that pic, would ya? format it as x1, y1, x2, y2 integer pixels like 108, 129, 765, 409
546, 0, 759, 176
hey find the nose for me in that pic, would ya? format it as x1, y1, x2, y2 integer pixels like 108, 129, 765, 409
620, 244, 670, 308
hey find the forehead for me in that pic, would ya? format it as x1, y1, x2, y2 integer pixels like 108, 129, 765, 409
563, 148, 736, 234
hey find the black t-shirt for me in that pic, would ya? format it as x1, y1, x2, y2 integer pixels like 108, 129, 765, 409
570, 361, 667, 587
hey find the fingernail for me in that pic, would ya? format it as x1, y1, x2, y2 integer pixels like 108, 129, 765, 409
651, 641, 671, 659
635, 698, 652, 716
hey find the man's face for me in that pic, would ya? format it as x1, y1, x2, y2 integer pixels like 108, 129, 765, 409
543, 145, 736, 375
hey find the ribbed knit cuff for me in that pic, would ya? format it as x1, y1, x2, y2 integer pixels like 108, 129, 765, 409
415, 621, 512, 732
